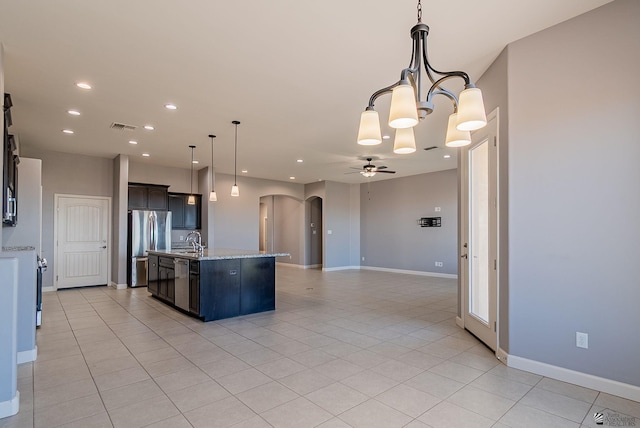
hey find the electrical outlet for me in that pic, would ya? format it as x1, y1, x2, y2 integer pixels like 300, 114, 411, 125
179, 235, 184, 241
435, 207, 441, 212
362, 257, 365, 261
435, 261, 443, 267
576, 332, 589, 349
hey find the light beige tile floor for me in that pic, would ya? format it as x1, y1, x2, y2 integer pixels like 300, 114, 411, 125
2, 267, 639, 427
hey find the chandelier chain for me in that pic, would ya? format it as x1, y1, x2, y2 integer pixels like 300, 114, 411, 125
417, 0, 422, 22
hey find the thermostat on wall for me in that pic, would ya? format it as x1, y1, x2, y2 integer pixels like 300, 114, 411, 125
419, 217, 441, 227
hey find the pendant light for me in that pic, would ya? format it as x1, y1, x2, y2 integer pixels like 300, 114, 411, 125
188, 145, 196, 205
357, 0, 486, 150
208, 134, 217, 202
231, 120, 240, 197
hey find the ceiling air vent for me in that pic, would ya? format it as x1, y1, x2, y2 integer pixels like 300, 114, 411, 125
110, 122, 137, 131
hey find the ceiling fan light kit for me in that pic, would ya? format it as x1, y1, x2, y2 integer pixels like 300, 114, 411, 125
357, 0, 487, 150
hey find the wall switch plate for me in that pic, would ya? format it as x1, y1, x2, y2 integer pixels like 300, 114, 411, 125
576, 332, 588, 349
435, 261, 443, 267
362, 257, 365, 261
435, 207, 441, 212
327, 230, 332, 235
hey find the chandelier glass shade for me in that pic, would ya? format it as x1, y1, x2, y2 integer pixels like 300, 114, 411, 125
357, 0, 486, 150
393, 127, 417, 154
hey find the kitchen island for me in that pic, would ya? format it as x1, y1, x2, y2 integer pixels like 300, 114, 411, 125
146, 249, 288, 321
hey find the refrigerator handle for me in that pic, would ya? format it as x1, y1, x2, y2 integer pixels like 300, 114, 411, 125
149, 213, 156, 250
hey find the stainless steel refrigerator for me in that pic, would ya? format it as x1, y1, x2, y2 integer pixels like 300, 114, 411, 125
128, 210, 172, 287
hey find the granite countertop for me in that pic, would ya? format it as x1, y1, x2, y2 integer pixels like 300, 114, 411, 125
148, 248, 290, 261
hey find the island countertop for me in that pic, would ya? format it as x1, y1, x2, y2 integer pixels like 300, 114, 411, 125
147, 248, 289, 261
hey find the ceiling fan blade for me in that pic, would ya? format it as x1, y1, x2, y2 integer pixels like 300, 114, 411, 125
377, 170, 396, 173
376, 165, 388, 170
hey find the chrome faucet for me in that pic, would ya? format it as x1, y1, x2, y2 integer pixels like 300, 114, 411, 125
185, 230, 203, 253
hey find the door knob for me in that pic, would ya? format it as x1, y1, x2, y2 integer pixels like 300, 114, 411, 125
101, 246, 107, 249
461, 253, 468, 259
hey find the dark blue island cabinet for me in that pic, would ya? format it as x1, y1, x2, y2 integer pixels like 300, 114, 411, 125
147, 250, 284, 322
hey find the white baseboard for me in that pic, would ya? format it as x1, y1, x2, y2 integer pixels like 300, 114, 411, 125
361, 265, 458, 279
508, 354, 640, 402
276, 262, 306, 269
17, 346, 37, 364
322, 266, 361, 272
456, 316, 464, 329
42, 286, 55, 293
109, 281, 127, 290
0, 391, 19, 419
496, 347, 508, 365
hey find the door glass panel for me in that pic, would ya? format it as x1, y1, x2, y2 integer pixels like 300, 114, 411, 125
469, 140, 489, 323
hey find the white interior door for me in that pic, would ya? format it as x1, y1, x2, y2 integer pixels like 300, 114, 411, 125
55, 195, 110, 289
461, 111, 498, 350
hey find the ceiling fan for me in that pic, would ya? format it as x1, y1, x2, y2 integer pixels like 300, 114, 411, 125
348, 158, 396, 178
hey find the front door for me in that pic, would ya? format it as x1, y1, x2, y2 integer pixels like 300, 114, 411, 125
55, 195, 110, 289
461, 110, 498, 350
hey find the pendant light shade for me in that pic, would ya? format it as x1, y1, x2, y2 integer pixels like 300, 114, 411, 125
357, 110, 382, 145
208, 134, 217, 202
445, 113, 471, 147
388, 83, 419, 129
456, 87, 487, 131
393, 127, 416, 154
231, 121, 240, 197
188, 145, 196, 205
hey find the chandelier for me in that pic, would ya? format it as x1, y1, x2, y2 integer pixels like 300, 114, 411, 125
357, 0, 487, 151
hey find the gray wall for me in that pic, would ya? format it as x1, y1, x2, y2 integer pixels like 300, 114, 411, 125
507, 0, 640, 386
273, 195, 304, 265
212, 173, 304, 253
324, 181, 360, 269
129, 160, 196, 194
2, 158, 42, 252
470, 47, 510, 349
19, 148, 114, 287
361, 170, 458, 274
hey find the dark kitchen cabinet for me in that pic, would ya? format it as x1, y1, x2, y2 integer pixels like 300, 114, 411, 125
189, 261, 200, 315
158, 257, 175, 304
128, 183, 169, 211
200, 259, 241, 321
240, 258, 275, 315
168, 192, 201, 230
148, 254, 159, 295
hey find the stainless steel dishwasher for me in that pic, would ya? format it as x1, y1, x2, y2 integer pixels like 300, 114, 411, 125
173, 258, 189, 311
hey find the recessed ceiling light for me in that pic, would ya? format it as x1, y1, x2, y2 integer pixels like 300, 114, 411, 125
144, 125, 155, 130
241, 169, 248, 173
382, 135, 391, 140
75, 82, 92, 90
142, 153, 150, 157
62, 129, 74, 134
289, 176, 296, 180
192, 160, 199, 164
296, 159, 303, 163
67, 109, 81, 116
129, 140, 138, 145
164, 103, 177, 110
443, 154, 451, 159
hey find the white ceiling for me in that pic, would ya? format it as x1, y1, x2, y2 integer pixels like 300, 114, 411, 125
0, 0, 612, 184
